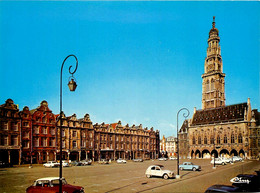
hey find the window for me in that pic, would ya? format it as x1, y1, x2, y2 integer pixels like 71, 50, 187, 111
62, 140, 65, 148
42, 116, 46, 123
22, 141, 29, 148
238, 134, 242, 143
62, 130, 65, 137
224, 134, 227, 143
51, 128, 55, 135
217, 135, 220, 144
82, 132, 85, 138
73, 131, 77, 137
192, 137, 195, 145
198, 136, 201, 144
34, 126, 39, 134
23, 122, 29, 127
1, 135, 8, 145
204, 137, 207, 144
82, 140, 86, 147
50, 138, 55, 147
231, 134, 235, 143
73, 141, 77, 148
11, 135, 18, 146
210, 136, 214, 144
42, 138, 47, 147
42, 127, 47, 134
23, 132, 29, 138
3, 122, 8, 130
33, 138, 39, 147
11, 122, 18, 131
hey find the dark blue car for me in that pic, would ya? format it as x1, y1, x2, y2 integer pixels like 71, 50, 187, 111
205, 185, 241, 193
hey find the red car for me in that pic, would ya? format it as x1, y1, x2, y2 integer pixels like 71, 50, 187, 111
26, 177, 84, 193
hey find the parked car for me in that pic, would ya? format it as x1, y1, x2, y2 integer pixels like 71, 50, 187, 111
179, 162, 201, 171
79, 160, 92, 166
220, 157, 233, 163
62, 160, 70, 167
145, 165, 174, 180
43, 161, 59, 168
26, 177, 84, 193
133, 158, 143, 162
99, 159, 109, 164
71, 161, 82, 166
230, 173, 260, 192
117, 158, 127, 164
169, 157, 177, 160
210, 158, 226, 165
158, 157, 167, 161
0, 161, 12, 168
204, 184, 241, 193
231, 156, 243, 162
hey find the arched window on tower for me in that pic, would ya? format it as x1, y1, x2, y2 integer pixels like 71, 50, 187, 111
231, 133, 235, 143
206, 80, 210, 92
238, 133, 243, 143
210, 136, 214, 144
211, 79, 214, 90
224, 134, 227, 143
204, 136, 207, 144
217, 135, 220, 144
198, 136, 201, 144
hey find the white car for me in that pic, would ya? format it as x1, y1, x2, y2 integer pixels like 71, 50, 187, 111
158, 157, 167, 161
145, 165, 174, 179
43, 161, 59, 168
62, 160, 69, 167
169, 157, 177, 160
211, 158, 227, 165
220, 157, 232, 163
232, 156, 243, 162
117, 158, 127, 164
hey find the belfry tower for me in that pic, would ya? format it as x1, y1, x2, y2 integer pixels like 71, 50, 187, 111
202, 16, 226, 109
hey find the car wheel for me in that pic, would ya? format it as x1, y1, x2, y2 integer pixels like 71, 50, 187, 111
180, 167, 183, 171
192, 167, 196, 171
222, 162, 225, 165
163, 174, 169, 180
146, 174, 151, 178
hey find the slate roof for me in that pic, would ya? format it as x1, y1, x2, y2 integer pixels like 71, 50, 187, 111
191, 103, 247, 126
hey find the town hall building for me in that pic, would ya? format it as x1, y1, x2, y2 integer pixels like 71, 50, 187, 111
186, 17, 260, 160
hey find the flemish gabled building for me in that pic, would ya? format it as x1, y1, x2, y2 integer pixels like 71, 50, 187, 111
0, 99, 21, 165
93, 121, 159, 161
78, 113, 94, 160
20, 106, 33, 164
30, 101, 56, 163
187, 17, 260, 160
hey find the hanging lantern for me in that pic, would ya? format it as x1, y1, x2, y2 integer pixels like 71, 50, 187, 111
68, 77, 77, 91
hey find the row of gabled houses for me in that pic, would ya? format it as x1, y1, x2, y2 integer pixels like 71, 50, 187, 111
0, 99, 160, 165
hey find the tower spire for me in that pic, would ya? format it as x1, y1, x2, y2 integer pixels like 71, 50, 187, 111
202, 17, 225, 110
212, 16, 216, 28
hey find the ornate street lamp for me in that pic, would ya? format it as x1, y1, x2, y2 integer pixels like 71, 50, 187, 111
176, 108, 189, 179
59, 54, 78, 193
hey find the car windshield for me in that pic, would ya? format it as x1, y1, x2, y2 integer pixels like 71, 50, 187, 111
52, 179, 67, 186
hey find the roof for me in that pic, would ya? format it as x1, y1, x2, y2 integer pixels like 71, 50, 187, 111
191, 103, 247, 126
36, 177, 64, 181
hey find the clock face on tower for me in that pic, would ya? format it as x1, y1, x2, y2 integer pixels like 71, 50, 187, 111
208, 64, 214, 71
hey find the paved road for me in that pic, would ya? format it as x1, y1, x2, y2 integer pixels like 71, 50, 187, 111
0, 159, 259, 193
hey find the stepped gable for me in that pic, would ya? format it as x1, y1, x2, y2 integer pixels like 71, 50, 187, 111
191, 103, 247, 126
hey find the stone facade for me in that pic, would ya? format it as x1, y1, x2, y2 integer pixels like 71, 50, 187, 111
0, 99, 160, 164
186, 17, 260, 160
0, 99, 21, 165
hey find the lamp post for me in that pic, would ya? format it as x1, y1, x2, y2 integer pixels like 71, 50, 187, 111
176, 108, 190, 179
59, 54, 78, 193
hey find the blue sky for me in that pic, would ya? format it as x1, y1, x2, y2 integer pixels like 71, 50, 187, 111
0, 1, 259, 138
